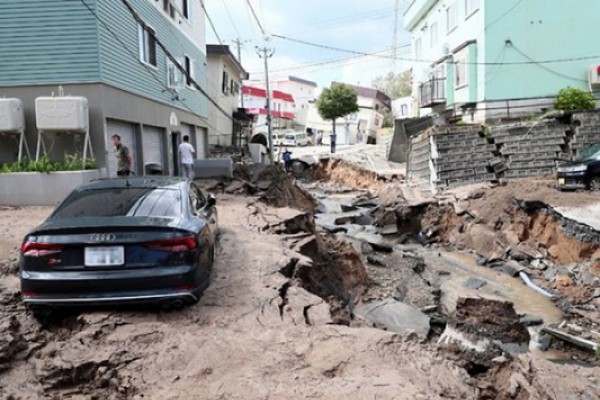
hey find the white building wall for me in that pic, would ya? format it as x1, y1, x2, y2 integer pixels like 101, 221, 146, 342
206, 53, 243, 146
147, 0, 206, 53
407, 0, 486, 115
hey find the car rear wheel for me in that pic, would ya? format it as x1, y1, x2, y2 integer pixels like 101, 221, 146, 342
590, 177, 600, 191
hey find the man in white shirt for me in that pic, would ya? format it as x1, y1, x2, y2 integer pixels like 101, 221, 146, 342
178, 135, 196, 180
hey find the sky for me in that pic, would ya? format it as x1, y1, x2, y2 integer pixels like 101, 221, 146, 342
203, 0, 412, 89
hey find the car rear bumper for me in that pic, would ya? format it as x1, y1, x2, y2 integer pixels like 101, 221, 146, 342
20, 264, 206, 306
22, 288, 198, 306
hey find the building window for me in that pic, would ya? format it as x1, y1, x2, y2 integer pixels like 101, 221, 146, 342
184, 55, 194, 87
138, 24, 157, 67
454, 51, 468, 88
400, 104, 408, 116
430, 22, 438, 48
415, 38, 422, 59
162, 0, 176, 19
447, 3, 458, 33
465, 0, 480, 17
182, 0, 191, 20
222, 70, 230, 94
167, 58, 183, 89
231, 81, 240, 95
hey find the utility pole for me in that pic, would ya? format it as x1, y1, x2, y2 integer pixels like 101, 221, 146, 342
393, 0, 400, 74
256, 46, 275, 165
232, 38, 251, 63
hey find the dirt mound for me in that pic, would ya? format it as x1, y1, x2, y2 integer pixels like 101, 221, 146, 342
453, 298, 530, 344
255, 166, 316, 212
314, 158, 384, 193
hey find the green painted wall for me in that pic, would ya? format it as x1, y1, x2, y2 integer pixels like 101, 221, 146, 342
446, 60, 455, 107
0, 0, 207, 118
98, 0, 208, 118
0, 0, 100, 85
484, 0, 596, 100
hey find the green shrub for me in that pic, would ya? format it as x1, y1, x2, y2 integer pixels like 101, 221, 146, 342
555, 87, 596, 111
0, 154, 96, 173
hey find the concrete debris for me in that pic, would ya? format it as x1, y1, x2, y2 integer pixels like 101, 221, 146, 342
354, 299, 430, 339
463, 278, 487, 290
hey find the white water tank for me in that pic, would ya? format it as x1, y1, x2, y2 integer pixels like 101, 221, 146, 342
0, 98, 25, 132
35, 96, 89, 131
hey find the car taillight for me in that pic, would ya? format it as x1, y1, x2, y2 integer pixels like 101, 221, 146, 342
144, 237, 197, 252
21, 242, 64, 257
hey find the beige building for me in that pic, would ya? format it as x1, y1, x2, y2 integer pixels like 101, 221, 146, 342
306, 83, 391, 145
251, 76, 317, 129
206, 45, 248, 147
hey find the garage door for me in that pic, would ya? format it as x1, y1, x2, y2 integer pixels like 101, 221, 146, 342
180, 123, 196, 157
106, 119, 136, 178
195, 126, 208, 160
142, 126, 165, 174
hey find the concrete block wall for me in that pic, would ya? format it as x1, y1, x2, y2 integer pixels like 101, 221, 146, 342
407, 128, 433, 191
492, 121, 567, 179
572, 111, 600, 157
432, 125, 495, 188
407, 111, 600, 190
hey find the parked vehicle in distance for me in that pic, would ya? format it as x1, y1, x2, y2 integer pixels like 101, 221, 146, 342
271, 132, 285, 147
20, 177, 218, 319
282, 131, 310, 147
556, 143, 600, 190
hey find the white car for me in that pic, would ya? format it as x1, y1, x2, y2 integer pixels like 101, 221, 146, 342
282, 132, 310, 147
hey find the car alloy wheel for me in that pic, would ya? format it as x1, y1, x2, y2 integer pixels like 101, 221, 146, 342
590, 177, 600, 191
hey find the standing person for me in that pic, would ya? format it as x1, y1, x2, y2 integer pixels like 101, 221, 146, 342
111, 134, 132, 176
330, 132, 337, 154
282, 147, 292, 172
316, 131, 323, 146
178, 135, 196, 180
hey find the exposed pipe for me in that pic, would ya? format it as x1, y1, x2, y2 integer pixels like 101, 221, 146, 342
519, 271, 554, 299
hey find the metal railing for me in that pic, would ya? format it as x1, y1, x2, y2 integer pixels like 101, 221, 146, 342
419, 78, 446, 108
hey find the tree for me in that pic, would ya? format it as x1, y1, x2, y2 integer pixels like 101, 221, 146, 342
372, 70, 412, 100
555, 87, 596, 111
317, 84, 359, 140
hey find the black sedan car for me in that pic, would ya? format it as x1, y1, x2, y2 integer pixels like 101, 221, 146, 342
556, 143, 600, 191
20, 177, 217, 317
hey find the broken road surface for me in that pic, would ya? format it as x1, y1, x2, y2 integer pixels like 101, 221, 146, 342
0, 195, 599, 399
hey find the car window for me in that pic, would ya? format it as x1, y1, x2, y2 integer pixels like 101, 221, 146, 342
51, 188, 182, 219
190, 183, 206, 211
285, 134, 295, 140
578, 144, 600, 161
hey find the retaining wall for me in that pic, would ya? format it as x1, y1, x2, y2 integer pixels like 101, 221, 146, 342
0, 169, 105, 206
408, 110, 600, 190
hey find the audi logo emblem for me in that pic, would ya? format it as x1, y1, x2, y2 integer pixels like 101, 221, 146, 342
89, 233, 116, 242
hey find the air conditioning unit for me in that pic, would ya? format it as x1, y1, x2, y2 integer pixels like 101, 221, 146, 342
588, 65, 600, 86
0, 98, 25, 132
35, 96, 89, 132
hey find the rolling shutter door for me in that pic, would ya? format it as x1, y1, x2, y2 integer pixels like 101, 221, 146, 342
142, 126, 164, 173
106, 119, 135, 178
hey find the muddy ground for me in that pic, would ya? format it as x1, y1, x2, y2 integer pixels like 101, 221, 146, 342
0, 167, 599, 399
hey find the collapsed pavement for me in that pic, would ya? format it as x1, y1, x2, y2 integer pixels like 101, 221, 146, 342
0, 162, 599, 399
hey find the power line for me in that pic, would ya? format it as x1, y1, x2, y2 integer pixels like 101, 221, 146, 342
248, 44, 409, 75
222, 0, 242, 39
245, 0, 266, 36
117, 0, 240, 123
271, 33, 600, 66
199, 0, 224, 47
75, 0, 237, 142
484, 0, 525, 32
510, 43, 588, 84
306, 6, 395, 27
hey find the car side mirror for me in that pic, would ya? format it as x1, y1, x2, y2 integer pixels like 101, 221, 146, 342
207, 193, 217, 208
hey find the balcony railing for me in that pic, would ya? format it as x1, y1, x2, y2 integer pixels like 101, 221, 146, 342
419, 78, 446, 108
